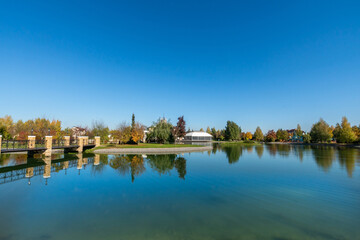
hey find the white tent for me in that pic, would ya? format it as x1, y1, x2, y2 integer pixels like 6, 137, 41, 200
184, 131, 213, 142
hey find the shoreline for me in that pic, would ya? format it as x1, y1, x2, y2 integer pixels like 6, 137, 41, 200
93, 146, 213, 154
265, 142, 360, 148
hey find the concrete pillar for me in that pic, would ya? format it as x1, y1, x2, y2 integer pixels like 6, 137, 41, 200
76, 136, 84, 153
64, 136, 70, 146
43, 155, 51, 185
0, 135, 2, 153
44, 136, 52, 156
28, 136, 36, 149
94, 154, 100, 165
95, 136, 101, 147
83, 136, 89, 146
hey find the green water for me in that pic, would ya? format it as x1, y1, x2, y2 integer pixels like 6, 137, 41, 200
0, 144, 359, 240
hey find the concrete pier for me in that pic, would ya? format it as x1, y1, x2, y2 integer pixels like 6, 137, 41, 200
44, 136, 52, 156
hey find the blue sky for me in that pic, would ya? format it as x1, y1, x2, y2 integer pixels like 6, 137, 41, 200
0, 0, 359, 132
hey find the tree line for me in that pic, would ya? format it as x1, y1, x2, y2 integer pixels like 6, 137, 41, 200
1, 115, 359, 144
0, 114, 188, 145
205, 117, 360, 144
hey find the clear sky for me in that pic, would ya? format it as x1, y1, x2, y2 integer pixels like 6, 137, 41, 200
0, 0, 359, 132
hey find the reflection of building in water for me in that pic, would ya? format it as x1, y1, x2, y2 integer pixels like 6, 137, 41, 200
25, 167, 34, 185
63, 161, 69, 175
94, 155, 100, 166
0, 154, 97, 186
83, 157, 88, 169
43, 156, 51, 185
77, 154, 83, 175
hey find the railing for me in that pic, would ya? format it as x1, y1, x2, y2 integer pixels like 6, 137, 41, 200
35, 140, 46, 148
1, 140, 29, 150
88, 139, 95, 145
52, 139, 66, 147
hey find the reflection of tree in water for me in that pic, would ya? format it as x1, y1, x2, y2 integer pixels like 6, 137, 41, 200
147, 154, 187, 180
245, 146, 253, 153
130, 155, 145, 182
0, 154, 28, 166
147, 154, 176, 176
175, 157, 186, 180
311, 146, 336, 172
277, 144, 291, 157
212, 143, 220, 155
266, 144, 277, 157
292, 146, 304, 162
223, 145, 243, 164
337, 148, 357, 177
91, 154, 109, 174
255, 145, 264, 159
109, 155, 145, 182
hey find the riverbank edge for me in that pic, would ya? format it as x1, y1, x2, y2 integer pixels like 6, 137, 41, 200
265, 142, 360, 149
93, 146, 213, 154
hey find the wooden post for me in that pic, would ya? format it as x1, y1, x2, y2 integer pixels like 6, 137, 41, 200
95, 136, 101, 147
44, 136, 52, 156
0, 135, 2, 153
28, 136, 36, 149
64, 136, 70, 146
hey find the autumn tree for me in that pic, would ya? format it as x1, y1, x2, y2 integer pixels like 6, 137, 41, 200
173, 116, 186, 139
352, 125, 360, 142
333, 117, 357, 143
131, 122, 145, 144
265, 130, 276, 142
253, 127, 264, 141
245, 132, 253, 140
310, 118, 333, 143
225, 121, 241, 141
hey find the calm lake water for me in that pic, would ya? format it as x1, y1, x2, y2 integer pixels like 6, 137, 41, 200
0, 144, 359, 240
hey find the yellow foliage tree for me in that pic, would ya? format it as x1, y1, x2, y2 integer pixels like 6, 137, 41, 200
245, 132, 253, 140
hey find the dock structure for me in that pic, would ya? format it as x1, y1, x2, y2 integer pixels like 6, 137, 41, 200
0, 136, 100, 156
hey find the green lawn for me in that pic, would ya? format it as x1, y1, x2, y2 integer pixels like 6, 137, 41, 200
93, 143, 204, 150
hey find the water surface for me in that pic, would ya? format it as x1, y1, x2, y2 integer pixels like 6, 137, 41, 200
0, 144, 359, 240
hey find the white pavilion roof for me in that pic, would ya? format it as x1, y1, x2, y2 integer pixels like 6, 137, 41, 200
185, 131, 213, 137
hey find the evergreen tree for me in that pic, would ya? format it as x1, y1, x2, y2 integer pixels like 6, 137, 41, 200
225, 121, 241, 141
131, 113, 135, 130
